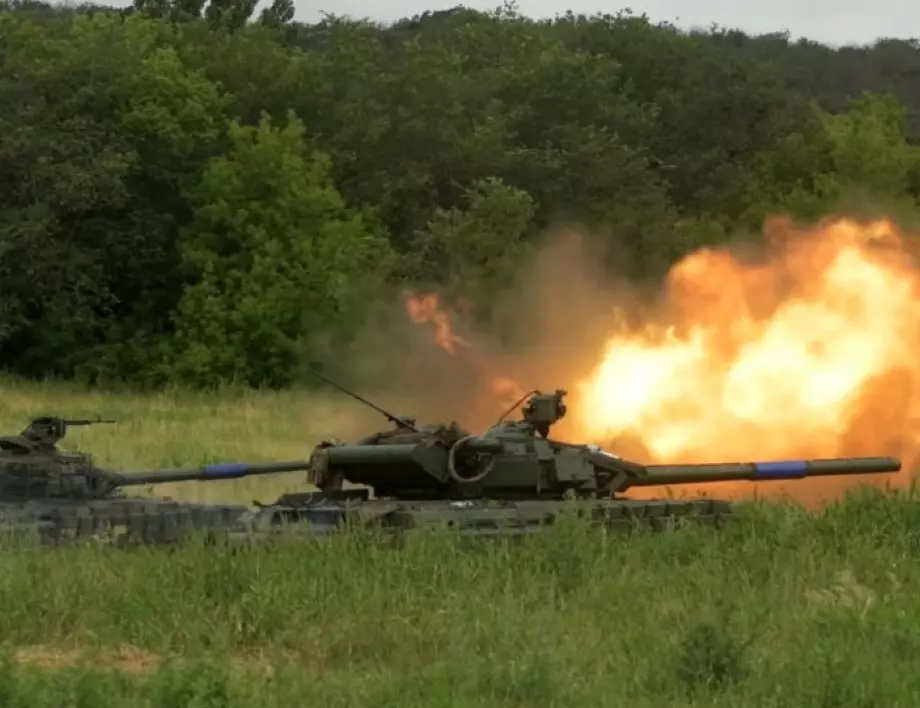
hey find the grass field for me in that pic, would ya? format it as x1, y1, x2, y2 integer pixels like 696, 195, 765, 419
2, 376, 920, 707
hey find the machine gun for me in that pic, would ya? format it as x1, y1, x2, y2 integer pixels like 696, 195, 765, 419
0, 416, 116, 454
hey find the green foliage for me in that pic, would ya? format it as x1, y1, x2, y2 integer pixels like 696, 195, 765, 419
405, 177, 536, 294
0, 13, 226, 382
171, 113, 391, 388
675, 618, 748, 696
132, 0, 284, 32
1, 3, 920, 387
0, 490, 918, 704
818, 91, 920, 199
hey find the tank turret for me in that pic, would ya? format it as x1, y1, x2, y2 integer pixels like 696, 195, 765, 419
0, 416, 115, 454
303, 388, 900, 501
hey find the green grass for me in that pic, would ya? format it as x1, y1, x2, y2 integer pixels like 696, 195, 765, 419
1, 376, 920, 706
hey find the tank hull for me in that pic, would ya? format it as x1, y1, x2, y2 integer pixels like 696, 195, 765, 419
0, 491, 732, 547
224, 490, 733, 543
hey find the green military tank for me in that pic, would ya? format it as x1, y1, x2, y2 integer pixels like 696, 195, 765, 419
223, 373, 902, 541
0, 375, 901, 546
0, 416, 310, 546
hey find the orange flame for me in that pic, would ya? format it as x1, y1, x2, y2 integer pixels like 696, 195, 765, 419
402, 216, 920, 502
403, 291, 471, 354
401, 291, 526, 412
574, 217, 920, 466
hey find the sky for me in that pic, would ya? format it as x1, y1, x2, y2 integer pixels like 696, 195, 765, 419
296, 0, 917, 47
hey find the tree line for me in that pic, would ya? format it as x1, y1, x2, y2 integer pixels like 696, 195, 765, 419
1, 0, 919, 389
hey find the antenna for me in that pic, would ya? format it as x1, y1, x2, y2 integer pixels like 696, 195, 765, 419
307, 368, 420, 432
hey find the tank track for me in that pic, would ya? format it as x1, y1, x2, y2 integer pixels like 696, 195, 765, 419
228, 492, 734, 542
0, 494, 733, 548
0, 498, 250, 547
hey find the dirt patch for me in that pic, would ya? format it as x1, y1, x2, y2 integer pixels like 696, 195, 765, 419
12, 644, 278, 675
14, 645, 160, 674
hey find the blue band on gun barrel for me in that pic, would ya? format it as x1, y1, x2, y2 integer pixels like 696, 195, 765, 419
202, 463, 249, 479
753, 460, 808, 479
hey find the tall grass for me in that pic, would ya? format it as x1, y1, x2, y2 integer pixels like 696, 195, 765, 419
1, 376, 919, 706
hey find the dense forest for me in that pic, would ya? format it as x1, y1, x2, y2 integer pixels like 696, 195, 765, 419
2, 0, 920, 389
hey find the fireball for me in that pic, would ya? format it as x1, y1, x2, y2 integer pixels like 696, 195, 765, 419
403, 216, 920, 502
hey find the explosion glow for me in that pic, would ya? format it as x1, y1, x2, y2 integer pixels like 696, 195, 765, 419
402, 216, 920, 502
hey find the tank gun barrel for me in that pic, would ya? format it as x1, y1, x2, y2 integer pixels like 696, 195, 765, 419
628, 456, 901, 487
111, 460, 312, 487
59, 418, 116, 426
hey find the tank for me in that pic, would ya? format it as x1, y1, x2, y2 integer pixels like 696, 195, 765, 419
0, 382, 900, 546
0, 416, 311, 546
221, 381, 902, 541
